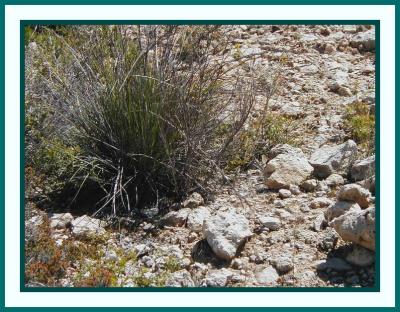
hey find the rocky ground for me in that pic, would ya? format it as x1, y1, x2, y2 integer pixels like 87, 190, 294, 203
25, 24, 376, 288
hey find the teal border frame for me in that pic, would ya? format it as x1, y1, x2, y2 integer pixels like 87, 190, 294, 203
1, 0, 396, 310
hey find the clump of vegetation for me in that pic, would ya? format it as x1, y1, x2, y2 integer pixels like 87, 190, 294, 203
343, 101, 375, 151
25, 217, 68, 285
25, 25, 266, 216
225, 113, 300, 171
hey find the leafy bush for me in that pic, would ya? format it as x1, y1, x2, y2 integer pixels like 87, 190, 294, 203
25, 25, 261, 215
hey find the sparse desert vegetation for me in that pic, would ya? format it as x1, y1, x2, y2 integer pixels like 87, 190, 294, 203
25, 24, 376, 288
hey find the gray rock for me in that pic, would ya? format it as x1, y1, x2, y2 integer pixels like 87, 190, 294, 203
289, 184, 301, 195
187, 207, 211, 232
259, 216, 281, 231
279, 189, 292, 199
278, 102, 304, 117
326, 173, 345, 187
161, 208, 191, 227
318, 228, 339, 251
255, 266, 279, 286
328, 70, 350, 93
309, 140, 358, 178
358, 175, 375, 194
104, 250, 118, 261
133, 243, 151, 257
315, 257, 352, 272
346, 245, 375, 267
337, 184, 371, 208
49, 213, 74, 230
71, 215, 106, 237
25, 215, 45, 242
183, 192, 204, 208
165, 270, 195, 287
329, 206, 375, 251
325, 201, 361, 222
201, 268, 234, 287
272, 256, 294, 274
203, 210, 252, 260
351, 155, 375, 181
301, 179, 318, 192
350, 29, 375, 51
264, 150, 313, 189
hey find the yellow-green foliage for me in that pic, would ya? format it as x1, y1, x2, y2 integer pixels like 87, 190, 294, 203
225, 113, 299, 171
343, 101, 375, 150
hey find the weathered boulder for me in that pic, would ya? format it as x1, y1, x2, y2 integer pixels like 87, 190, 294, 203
350, 29, 375, 51
337, 184, 371, 208
315, 257, 352, 272
264, 148, 313, 189
329, 206, 375, 251
325, 201, 361, 222
71, 215, 106, 237
203, 210, 252, 260
309, 140, 357, 178
187, 207, 211, 232
351, 155, 375, 181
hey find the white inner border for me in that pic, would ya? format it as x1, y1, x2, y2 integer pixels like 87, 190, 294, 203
5, 4, 395, 308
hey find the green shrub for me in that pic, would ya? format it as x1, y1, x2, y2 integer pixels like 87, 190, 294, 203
343, 101, 375, 151
25, 25, 259, 215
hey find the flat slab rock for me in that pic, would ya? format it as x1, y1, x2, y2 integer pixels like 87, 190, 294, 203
203, 210, 252, 260
71, 215, 106, 237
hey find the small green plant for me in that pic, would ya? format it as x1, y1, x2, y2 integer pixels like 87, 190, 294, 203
343, 101, 375, 151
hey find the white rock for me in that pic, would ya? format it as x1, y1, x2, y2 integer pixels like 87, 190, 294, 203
187, 207, 211, 232
203, 210, 252, 260
325, 201, 361, 222
49, 213, 73, 229
273, 256, 294, 274
329, 206, 375, 251
326, 173, 345, 186
71, 215, 106, 237
350, 29, 375, 51
268, 144, 304, 159
313, 214, 327, 232
264, 150, 313, 189
309, 140, 358, 178
351, 155, 375, 181
255, 266, 279, 286
337, 184, 371, 208
279, 189, 292, 199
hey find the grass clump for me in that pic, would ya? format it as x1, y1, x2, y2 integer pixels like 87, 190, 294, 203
25, 25, 263, 216
343, 101, 375, 151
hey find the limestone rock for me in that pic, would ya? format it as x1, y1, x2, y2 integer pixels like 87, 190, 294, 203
351, 155, 375, 181
49, 213, 73, 230
346, 245, 375, 267
71, 215, 106, 237
183, 192, 204, 208
325, 201, 361, 222
350, 29, 375, 51
329, 206, 375, 251
165, 270, 195, 287
187, 207, 211, 232
161, 208, 191, 227
255, 266, 279, 286
309, 140, 357, 178
337, 184, 371, 208
203, 210, 252, 260
264, 149, 313, 189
